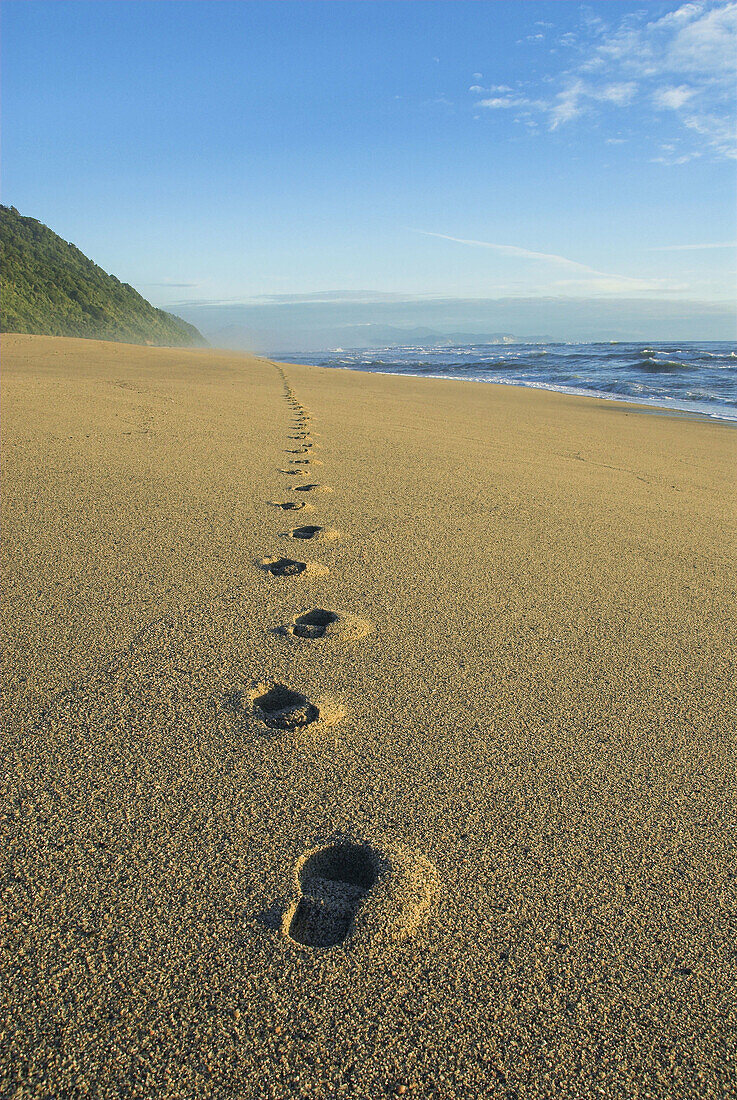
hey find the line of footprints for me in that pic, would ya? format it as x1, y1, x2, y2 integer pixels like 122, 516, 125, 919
251, 367, 437, 952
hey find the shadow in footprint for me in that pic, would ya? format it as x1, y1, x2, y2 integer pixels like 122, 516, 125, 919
292, 609, 339, 638
288, 843, 378, 948
258, 556, 329, 578
277, 608, 371, 643
252, 684, 319, 730
269, 501, 308, 511
262, 557, 307, 577
290, 526, 322, 540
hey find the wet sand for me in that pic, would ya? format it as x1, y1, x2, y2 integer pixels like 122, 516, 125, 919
2, 334, 735, 1099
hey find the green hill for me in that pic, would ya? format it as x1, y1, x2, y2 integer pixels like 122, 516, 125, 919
0, 205, 205, 347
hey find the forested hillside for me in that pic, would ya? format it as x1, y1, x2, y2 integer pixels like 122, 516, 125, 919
0, 206, 205, 347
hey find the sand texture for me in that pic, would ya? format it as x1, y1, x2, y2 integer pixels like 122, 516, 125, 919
2, 334, 736, 1099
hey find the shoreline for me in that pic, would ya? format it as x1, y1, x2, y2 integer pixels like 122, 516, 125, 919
273, 360, 737, 425
3, 334, 735, 1099
268, 345, 737, 425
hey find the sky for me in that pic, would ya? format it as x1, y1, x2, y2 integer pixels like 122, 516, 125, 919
2, 0, 736, 347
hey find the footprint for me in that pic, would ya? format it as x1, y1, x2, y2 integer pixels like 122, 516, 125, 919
278, 608, 372, 643
259, 557, 307, 577
289, 525, 321, 539
286, 843, 378, 948
284, 525, 340, 541
244, 681, 344, 732
290, 609, 338, 639
268, 501, 313, 512
283, 841, 438, 950
278, 469, 302, 476
250, 684, 319, 730
294, 483, 332, 493
257, 556, 329, 578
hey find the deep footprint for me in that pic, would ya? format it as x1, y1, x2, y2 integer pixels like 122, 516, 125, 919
292, 609, 339, 638
251, 684, 319, 730
290, 525, 323, 539
262, 557, 307, 577
288, 844, 378, 948
279, 608, 371, 643
270, 501, 308, 511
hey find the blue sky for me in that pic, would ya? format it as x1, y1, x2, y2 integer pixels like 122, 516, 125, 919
2, 0, 736, 345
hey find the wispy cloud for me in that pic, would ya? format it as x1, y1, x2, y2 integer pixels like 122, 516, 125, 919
411, 228, 605, 271
653, 85, 696, 109
170, 290, 448, 308
471, 1, 737, 159
145, 281, 199, 288
409, 229, 683, 293
648, 241, 737, 250
478, 95, 531, 110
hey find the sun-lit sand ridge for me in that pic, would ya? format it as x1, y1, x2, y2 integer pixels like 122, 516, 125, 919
2, 334, 735, 1098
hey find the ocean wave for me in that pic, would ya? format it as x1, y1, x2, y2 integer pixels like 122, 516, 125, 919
636, 357, 689, 373
284, 340, 737, 421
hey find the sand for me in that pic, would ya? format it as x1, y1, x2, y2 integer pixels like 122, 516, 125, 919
2, 333, 735, 1099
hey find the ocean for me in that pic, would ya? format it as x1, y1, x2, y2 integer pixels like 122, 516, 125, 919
277, 341, 737, 422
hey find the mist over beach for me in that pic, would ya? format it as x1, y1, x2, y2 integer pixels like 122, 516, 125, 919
2, 2, 736, 1098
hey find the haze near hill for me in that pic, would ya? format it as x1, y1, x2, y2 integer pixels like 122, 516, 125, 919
208, 323, 518, 352
0, 206, 205, 348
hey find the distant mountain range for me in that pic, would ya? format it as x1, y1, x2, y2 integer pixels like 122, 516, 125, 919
332, 326, 518, 348
207, 322, 518, 351
0, 205, 205, 347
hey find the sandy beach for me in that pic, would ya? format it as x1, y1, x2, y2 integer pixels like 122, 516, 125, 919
2, 333, 735, 1098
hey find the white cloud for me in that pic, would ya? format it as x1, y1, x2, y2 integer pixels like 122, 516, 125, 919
666, 2, 737, 73
653, 84, 696, 109
682, 109, 735, 157
471, 1, 737, 159
651, 152, 702, 164
408, 229, 680, 293
146, 281, 200, 288
471, 82, 513, 95
549, 81, 586, 129
598, 82, 637, 105
478, 96, 528, 110
648, 241, 737, 250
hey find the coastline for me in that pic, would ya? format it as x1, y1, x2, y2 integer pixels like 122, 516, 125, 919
275, 340, 737, 425
303, 362, 737, 424
3, 334, 735, 1098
